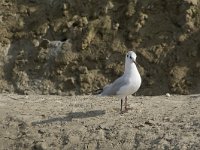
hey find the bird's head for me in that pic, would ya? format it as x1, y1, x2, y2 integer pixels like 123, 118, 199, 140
125, 51, 137, 64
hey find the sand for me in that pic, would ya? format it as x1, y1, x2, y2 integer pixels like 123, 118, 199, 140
0, 94, 200, 149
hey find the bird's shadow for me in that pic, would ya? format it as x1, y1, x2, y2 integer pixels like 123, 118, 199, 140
31, 110, 106, 126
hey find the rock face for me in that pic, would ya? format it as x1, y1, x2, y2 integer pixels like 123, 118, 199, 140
0, 0, 200, 95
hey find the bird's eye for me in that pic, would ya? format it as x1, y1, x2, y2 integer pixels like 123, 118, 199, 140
127, 55, 128, 57
130, 56, 132, 59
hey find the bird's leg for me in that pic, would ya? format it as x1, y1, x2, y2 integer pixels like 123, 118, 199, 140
124, 96, 128, 111
120, 99, 123, 113
124, 96, 133, 112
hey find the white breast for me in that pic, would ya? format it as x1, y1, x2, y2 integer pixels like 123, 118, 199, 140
117, 72, 141, 96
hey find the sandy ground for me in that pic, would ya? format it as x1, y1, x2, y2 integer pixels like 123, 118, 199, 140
0, 94, 200, 150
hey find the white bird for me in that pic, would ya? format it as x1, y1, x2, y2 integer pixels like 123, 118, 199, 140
100, 51, 141, 113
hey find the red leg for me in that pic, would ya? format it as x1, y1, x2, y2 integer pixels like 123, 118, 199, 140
124, 96, 128, 111
120, 99, 123, 113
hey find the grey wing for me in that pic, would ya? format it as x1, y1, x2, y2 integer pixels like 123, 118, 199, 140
100, 76, 128, 96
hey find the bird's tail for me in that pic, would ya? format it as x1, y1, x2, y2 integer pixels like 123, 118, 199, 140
85, 88, 103, 95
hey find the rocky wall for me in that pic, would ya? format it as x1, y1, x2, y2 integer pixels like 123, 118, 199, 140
0, 0, 200, 95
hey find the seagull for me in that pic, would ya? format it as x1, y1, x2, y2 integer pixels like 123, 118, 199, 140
100, 51, 141, 113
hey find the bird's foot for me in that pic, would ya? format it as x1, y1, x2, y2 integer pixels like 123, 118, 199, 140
120, 110, 126, 114
124, 106, 133, 113
120, 107, 133, 114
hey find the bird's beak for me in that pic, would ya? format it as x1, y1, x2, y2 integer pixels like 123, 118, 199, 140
133, 60, 138, 65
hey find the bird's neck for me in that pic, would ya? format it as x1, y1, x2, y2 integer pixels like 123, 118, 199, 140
124, 63, 139, 76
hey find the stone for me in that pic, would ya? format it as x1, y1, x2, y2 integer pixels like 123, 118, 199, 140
82, 17, 88, 25
184, 0, 197, 5
113, 23, 119, 30
166, 93, 171, 97
33, 142, 48, 150
32, 39, 40, 47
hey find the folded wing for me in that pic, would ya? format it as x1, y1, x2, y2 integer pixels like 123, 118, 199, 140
100, 76, 128, 96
